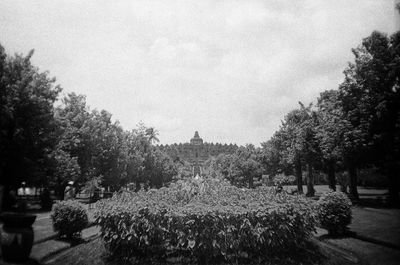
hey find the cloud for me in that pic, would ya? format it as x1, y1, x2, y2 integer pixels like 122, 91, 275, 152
0, 0, 394, 145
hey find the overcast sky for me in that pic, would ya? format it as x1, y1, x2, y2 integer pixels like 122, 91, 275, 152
0, 0, 396, 145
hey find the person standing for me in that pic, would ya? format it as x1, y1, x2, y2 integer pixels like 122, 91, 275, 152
64, 181, 75, 200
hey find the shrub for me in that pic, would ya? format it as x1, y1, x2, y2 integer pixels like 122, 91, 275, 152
95, 177, 316, 263
317, 191, 352, 235
51, 200, 89, 239
272, 174, 296, 186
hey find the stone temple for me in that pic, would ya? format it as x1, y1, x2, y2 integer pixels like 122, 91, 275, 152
158, 131, 238, 176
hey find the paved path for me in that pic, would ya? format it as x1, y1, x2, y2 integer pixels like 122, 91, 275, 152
33, 214, 57, 243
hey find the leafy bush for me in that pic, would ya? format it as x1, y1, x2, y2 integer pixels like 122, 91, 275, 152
317, 191, 352, 235
51, 200, 89, 239
95, 176, 316, 263
272, 174, 296, 186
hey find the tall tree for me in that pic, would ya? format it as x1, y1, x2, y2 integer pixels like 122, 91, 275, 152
55, 93, 128, 191
280, 104, 320, 196
261, 129, 296, 189
0, 45, 61, 209
339, 31, 400, 203
316, 90, 345, 191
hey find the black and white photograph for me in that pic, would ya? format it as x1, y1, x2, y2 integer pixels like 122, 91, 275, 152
0, 1, 399, 264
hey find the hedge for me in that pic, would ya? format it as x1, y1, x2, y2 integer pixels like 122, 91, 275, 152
95, 177, 316, 263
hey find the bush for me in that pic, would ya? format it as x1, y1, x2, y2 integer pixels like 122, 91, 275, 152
317, 191, 352, 235
95, 177, 316, 263
272, 174, 296, 186
51, 200, 89, 239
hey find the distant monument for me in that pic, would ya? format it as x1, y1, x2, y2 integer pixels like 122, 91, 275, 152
190, 131, 203, 145
157, 131, 238, 176
190, 131, 203, 176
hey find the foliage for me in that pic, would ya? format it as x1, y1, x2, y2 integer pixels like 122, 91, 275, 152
95, 176, 316, 263
261, 103, 320, 196
54, 93, 127, 191
272, 174, 295, 187
228, 145, 262, 188
51, 200, 89, 239
207, 145, 262, 189
0, 44, 61, 189
338, 31, 400, 203
53, 95, 175, 192
49, 149, 81, 198
317, 191, 352, 235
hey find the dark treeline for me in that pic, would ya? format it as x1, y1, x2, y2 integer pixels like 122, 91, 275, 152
0, 44, 177, 209
260, 31, 400, 205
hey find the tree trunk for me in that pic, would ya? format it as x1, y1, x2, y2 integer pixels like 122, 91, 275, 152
327, 161, 336, 191
384, 160, 399, 206
135, 180, 141, 192
248, 175, 254, 189
388, 171, 399, 206
306, 163, 315, 197
295, 157, 303, 194
348, 163, 359, 200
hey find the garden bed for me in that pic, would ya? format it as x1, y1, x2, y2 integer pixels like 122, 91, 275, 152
94, 177, 317, 264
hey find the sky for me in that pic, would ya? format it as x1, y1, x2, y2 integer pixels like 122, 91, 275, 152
0, 0, 396, 146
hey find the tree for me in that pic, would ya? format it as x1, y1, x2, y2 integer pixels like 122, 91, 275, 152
228, 145, 262, 188
148, 148, 177, 188
54, 93, 91, 185
88, 110, 126, 190
261, 129, 295, 188
0, 45, 61, 209
50, 149, 80, 198
55, 94, 128, 191
279, 104, 320, 196
316, 90, 345, 191
207, 153, 233, 179
339, 31, 400, 203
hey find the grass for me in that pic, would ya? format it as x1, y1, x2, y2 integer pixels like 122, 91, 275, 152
325, 237, 400, 265
349, 207, 400, 247
45, 237, 363, 265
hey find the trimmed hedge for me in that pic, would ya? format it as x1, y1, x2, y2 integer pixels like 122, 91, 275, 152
95, 177, 316, 263
51, 200, 89, 239
317, 191, 352, 235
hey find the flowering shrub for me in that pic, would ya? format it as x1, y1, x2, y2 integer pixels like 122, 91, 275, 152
317, 191, 352, 235
95, 177, 316, 263
51, 200, 89, 239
